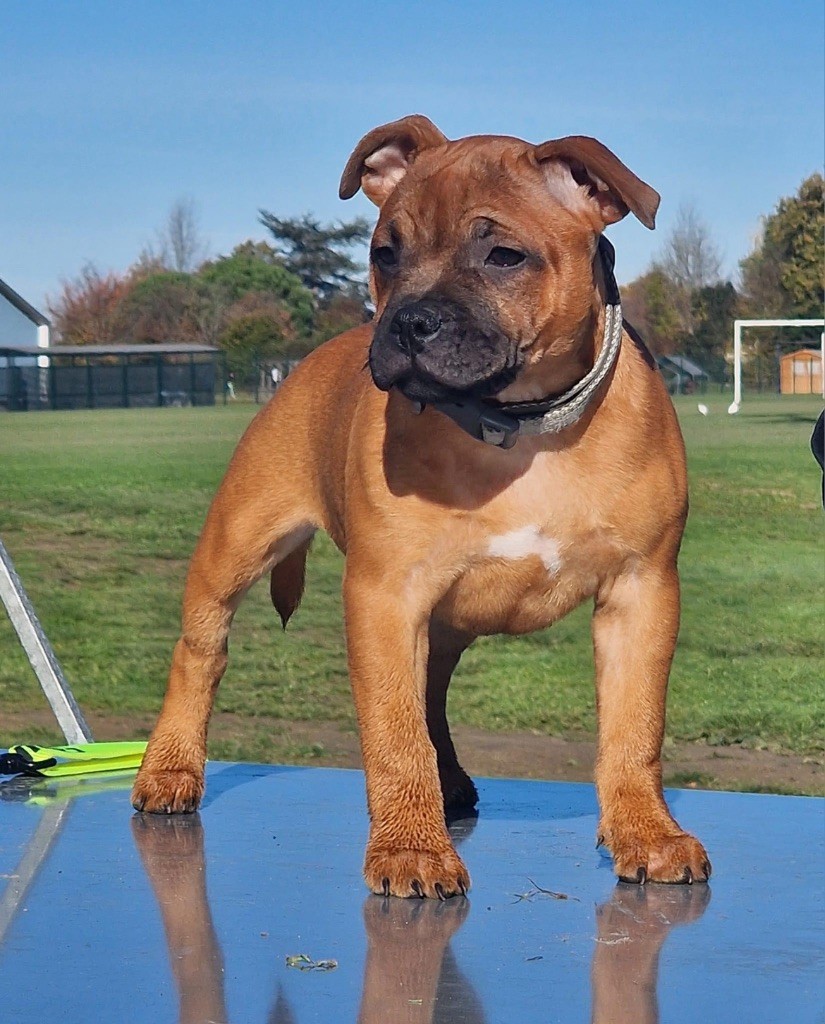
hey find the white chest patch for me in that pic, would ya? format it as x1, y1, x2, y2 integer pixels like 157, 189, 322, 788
487, 525, 563, 575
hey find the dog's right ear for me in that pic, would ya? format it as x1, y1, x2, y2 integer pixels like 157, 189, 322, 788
339, 115, 448, 207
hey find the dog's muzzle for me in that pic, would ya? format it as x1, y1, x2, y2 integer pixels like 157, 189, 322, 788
369, 296, 519, 404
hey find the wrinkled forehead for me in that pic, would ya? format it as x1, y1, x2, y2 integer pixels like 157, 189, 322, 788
374, 136, 557, 242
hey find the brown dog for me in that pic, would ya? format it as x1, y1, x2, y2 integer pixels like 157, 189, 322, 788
132, 115, 711, 897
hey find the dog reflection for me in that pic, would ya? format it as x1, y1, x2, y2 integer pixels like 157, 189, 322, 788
132, 812, 705, 1024
591, 882, 711, 1024
131, 814, 228, 1024
358, 896, 485, 1024
131, 813, 483, 1024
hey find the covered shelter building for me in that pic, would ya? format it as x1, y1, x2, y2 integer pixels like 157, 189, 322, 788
0, 343, 221, 412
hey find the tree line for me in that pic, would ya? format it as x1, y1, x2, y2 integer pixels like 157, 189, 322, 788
48, 200, 372, 384
622, 173, 823, 386
49, 174, 823, 388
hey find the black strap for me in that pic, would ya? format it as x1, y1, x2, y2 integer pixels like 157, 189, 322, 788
0, 750, 57, 776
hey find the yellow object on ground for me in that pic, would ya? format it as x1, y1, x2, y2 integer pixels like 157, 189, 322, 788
0, 741, 147, 777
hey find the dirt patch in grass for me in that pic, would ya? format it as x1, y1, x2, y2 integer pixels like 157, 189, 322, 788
3, 709, 822, 796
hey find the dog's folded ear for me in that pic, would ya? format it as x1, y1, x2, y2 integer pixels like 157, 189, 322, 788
340, 114, 448, 207
534, 137, 660, 230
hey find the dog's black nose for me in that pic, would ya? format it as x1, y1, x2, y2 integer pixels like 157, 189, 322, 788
391, 303, 442, 354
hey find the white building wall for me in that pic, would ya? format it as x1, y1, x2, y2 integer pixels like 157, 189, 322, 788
0, 296, 40, 348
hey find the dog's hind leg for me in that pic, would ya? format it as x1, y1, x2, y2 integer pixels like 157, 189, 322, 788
132, 444, 318, 815
426, 620, 478, 813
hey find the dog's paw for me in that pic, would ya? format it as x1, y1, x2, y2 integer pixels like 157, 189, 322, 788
364, 844, 470, 899
131, 768, 204, 815
601, 828, 711, 885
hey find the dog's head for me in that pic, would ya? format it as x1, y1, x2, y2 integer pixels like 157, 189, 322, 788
340, 115, 659, 405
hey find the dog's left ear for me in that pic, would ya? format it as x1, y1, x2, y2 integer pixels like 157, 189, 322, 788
534, 136, 660, 230
339, 114, 448, 207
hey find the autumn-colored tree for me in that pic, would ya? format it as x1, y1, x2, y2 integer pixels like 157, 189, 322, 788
621, 268, 683, 355
118, 271, 200, 343
47, 264, 130, 344
219, 312, 293, 383
622, 203, 735, 378
740, 173, 824, 318
313, 292, 370, 346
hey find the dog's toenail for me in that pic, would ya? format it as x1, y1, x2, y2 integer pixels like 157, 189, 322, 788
702, 859, 712, 880
435, 883, 447, 901
411, 880, 424, 898
382, 878, 390, 897
683, 866, 694, 885
637, 866, 647, 885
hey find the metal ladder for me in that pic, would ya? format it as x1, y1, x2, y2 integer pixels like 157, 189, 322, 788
0, 538, 93, 744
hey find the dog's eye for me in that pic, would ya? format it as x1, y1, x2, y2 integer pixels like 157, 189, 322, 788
485, 246, 526, 268
371, 246, 398, 271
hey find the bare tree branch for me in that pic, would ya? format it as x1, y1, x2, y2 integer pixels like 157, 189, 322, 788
150, 198, 209, 273
658, 202, 723, 292
656, 202, 723, 333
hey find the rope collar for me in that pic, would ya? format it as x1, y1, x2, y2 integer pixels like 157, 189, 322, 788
421, 236, 622, 449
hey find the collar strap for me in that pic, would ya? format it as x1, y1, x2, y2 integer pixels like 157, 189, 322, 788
426, 236, 623, 449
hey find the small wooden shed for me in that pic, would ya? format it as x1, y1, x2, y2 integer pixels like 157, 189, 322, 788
780, 349, 823, 395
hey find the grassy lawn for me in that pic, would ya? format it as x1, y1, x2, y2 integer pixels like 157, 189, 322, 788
0, 392, 822, 764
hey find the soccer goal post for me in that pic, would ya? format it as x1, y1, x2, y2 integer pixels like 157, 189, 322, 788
733, 319, 825, 406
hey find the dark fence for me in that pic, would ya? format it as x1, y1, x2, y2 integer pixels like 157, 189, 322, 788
0, 347, 220, 412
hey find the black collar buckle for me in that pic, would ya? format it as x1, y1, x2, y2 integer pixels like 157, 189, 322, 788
429, 399, 520, 449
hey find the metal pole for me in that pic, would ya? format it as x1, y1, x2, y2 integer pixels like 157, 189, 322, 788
0, 539, 93, 744
733, 322, 742, 407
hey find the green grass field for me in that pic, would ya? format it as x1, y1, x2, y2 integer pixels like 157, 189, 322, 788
0, 392, 822, 767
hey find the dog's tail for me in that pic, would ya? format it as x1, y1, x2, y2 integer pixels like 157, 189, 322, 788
269, 538, 312, 629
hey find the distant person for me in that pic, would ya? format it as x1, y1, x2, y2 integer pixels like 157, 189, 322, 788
226, 374, 236, 400
270, 366, 283, 389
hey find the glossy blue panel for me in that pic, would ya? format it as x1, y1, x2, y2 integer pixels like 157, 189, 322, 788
0, 764, 822, 1023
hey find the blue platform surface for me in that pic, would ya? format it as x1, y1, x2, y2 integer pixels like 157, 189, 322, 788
0, 762, 822, 1023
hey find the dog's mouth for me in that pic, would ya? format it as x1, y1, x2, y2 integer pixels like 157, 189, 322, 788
369, 295, 522, 405
386, 360, 521, 406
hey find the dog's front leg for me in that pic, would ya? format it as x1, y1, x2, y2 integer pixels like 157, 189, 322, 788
132, 441, 316, 815
344, 566, 470, 899
592, 564, 711, 884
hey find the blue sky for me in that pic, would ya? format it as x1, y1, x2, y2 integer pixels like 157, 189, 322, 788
2, 1, 822, 311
